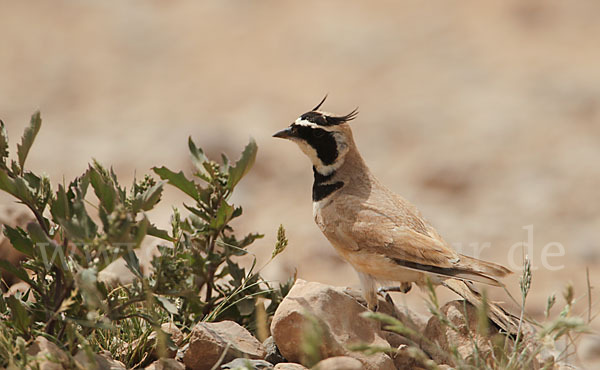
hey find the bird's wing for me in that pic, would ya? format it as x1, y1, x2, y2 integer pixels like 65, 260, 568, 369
331, 195, 460, 269
329, 194, 509, 285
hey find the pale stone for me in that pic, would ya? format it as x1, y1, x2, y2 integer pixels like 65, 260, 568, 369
73, 350, 126, 370
183, 320, 266, 370
270, 279, 395, 370
273, 363, 308, 370
311, 356, 363, 370
26, 336, 69, 370
144, 358, 185, 370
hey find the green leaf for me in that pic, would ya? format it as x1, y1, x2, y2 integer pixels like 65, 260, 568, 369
231, 206, 242, 219
55, 174, 97, 241
236, 297, 255, 316
27, 221, 53, 245
188, 137, 209, 176
6, 295, 31, 334
0, 120, 8, 166
147, 224, 174, 242
57, 212, 96, 242
211, 199, 234, 230
131, 181, 163, 213
89, 165, 116, 213
17, 111, 42, 173
10, 159, 20, 174
22, 171, 41, 188
0, 170, 17, 194
184, 203, 210, 222
221, 153, 230, 172
153, 166, 199, 201
227, 137, 257, 190
123, 249, 142, 279
0, 260, 34, 285
156, 296, 178, 315
0, 170, 35, 205
111, 167, 127, 202
226, 259, 245, 285
198, 188, 211, 206
221, 232, 263, 255
133, 216, 149, 249
3, 225, 35, 257
26, 222, 66, 270
24, 171, 52, 211
50, 184, 70, 220
98, 205, 109, 233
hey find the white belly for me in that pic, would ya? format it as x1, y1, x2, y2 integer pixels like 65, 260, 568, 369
335, 247, 425, 283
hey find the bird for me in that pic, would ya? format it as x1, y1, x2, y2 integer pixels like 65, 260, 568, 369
273, 96, 517, 333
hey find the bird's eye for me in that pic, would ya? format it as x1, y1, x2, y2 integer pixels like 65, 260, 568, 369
313, 130, 324, 138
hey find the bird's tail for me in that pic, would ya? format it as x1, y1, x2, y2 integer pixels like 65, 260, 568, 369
442, 279, 520, 335
458, 254, 512, 278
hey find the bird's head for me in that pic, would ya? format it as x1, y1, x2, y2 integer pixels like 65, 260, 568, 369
273, 96, 358, 176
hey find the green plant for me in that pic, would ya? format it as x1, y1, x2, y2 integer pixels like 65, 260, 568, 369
0, 112, 292, 368
151, 139, 292, 329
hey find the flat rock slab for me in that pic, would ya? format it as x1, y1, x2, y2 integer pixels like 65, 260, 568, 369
273, 363, 308, 370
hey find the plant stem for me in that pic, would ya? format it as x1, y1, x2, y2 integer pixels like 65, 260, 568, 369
587, 267, 592, 323
25, 202, 49, 235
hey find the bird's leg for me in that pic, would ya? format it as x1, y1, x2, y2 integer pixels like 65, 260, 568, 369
357, 272, 379, 311
383, 291, 395, 306
378, 282, 413, 295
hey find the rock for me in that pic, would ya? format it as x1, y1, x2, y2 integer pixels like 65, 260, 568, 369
263, 336, 285, 364
145, 359, 185, 370
270, 279, 395, 370
221, 358, 274, 369
183, 320, 266, 370
117, 322, 183, 361
423, 300, 502, 366
74, 350, 127, 370
382, 330, 412, 349
26, 336, 69, 370
345, 286, 441, 368
387, 342, 418, 369
273, 363, 307, 370
312, 356, 363, 370
148, 322, 184, 359
5, 281, 36, 302
162, 322, 184, 346
342, 287, 428, 330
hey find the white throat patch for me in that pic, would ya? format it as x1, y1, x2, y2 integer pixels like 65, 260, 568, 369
292, 129, 349, 176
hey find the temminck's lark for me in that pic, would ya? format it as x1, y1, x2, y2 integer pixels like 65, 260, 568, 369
273, 96, 517, 332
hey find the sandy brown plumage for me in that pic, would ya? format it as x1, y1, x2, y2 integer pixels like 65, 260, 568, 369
274, 100, 518, 333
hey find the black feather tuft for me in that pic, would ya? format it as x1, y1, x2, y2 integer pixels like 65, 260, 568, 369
325, 107, 359, 125
300, 107, 359, 127
312, 94, 328, 111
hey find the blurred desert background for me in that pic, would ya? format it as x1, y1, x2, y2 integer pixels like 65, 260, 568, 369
1, 0, 599, 361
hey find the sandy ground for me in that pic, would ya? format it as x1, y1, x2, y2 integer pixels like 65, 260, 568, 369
1, 0, 599, 364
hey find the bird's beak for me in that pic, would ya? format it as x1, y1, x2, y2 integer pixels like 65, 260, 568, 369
272, 127, 293, 139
